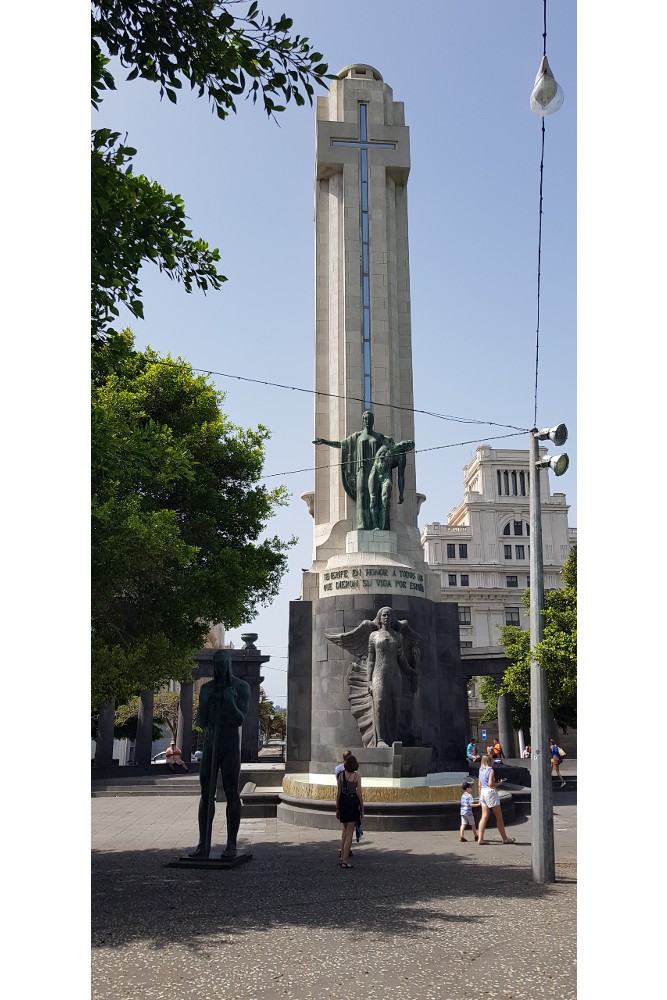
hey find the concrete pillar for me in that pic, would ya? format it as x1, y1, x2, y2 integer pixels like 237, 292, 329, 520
498, 693, 515, 759
94, 702, 115, 768
176, 681, 194, 762
286, 600, 313, 773
135, 690, 154, 766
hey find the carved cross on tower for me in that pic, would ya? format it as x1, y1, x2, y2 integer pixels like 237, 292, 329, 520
331, 104, 396, 409
317, 97, 410, 410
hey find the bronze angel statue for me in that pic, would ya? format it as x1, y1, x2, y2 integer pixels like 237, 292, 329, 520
326, 607, 422, 747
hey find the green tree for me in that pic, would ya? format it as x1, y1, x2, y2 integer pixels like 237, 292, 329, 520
480, 546, 577, 733
258, 687, 284, 744
92, 330, 292, 706
91, 1, 330, 339
271, 709, 287, 741
114, 690, 199, 740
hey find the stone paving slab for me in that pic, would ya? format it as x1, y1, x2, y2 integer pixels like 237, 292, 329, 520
92, 791, 576, 999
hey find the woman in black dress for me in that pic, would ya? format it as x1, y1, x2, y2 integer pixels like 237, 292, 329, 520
336, 754, 363, 868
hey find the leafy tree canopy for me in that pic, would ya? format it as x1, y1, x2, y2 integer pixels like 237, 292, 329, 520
92, 331, 293, 706
485, 546, 577, 733
114, 690, 199, 741
91, 1, 331, 339
258, 687, 285, 742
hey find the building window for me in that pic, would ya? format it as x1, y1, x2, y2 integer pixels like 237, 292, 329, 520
459, 544, 468, 559
503, 471, 510, 494
505, 608, 520, 626
504, 544, 512, 559
447, 543, 456, 558
460, 641, 473, 648
515, 545, 525, 560
503, 523, 511, 536
526, 576, 530, 588
506, 576, 518, 588
458, 606, 471, 625
513, 520, 523, 536
460, 574, 469, 586
511, 470, 517, 495
448, 574, 457, 586
525, 522, 530, 536
520, 471, 526, 495
497, 471, 502, 495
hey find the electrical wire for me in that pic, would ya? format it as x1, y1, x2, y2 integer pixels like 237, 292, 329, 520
145, 356, 529, 434
261, 430, 524, 481
533, 0, 549, 428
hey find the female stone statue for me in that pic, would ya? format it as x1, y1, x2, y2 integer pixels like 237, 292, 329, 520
326, 607, 421, 747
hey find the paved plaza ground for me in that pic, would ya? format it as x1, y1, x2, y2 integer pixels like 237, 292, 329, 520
91, 788, 576, 1000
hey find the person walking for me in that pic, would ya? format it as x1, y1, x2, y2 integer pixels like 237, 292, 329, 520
336, 754, 363, 868
476, 754, 515, 845
550, 739, 567, 786
334, 750, 351, 778
459, 781, 479, 842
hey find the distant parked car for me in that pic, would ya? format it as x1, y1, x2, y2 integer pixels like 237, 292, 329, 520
152, 749, 201, 764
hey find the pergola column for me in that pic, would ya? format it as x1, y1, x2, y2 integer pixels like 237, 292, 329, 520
498, 692, 516, 759
135, 690, 154, 766
94, 703, 115, 768
176, 681, 194, 762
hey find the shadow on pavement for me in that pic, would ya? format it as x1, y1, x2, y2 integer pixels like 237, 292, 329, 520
92, 831, 567, 953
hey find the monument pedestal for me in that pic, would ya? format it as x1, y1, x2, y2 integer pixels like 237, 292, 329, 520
286, 592, 470, 779
277, 772, 513, 832
166, 851, 253, 870
310, 741, 432, 778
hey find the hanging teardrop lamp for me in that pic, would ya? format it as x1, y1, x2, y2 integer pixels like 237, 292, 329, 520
530, 55, 564, 116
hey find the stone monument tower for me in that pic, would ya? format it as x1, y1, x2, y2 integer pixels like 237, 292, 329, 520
286, 66, 469, 784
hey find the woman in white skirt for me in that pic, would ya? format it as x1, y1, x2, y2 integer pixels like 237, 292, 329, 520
476, 754, 515, 845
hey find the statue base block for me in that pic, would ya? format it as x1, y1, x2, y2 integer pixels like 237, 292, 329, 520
311, 743, 433, 778
166, 851, 253, 870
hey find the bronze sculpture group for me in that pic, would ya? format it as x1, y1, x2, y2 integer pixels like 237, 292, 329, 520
313, 409, 414, 531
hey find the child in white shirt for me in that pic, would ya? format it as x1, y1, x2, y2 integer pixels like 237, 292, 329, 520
459, 781, 478, 842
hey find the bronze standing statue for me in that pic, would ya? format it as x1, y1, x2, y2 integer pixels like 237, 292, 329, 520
188, 649, 250, 860
326, 607, 421, 747
313, 410, 414, 530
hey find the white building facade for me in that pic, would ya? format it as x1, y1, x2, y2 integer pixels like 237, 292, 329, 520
420, 445, 576, 655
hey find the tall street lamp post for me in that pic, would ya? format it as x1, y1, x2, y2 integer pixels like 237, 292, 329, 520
529, 423, 569, 884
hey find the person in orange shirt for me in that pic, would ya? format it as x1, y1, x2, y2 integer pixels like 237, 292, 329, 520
491, 738, 503, 764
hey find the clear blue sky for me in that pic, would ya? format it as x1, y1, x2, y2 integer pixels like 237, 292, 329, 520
94, 0, 577, 704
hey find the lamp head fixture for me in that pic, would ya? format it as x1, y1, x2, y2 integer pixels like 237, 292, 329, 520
536, 423, 568, 446
536, 453, 569, 477
530, 55, 564, 116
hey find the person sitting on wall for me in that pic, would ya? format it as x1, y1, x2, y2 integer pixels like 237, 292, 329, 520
466, 739, 481, 764
166, 740, 189, 772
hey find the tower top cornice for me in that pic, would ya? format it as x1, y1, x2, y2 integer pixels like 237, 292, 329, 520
335, 64, 383, 82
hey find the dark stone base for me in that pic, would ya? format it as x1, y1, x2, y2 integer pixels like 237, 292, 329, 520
166, 851, 253, 870
289, 593, 470, 774
277, 791, 514, 833
312, 743, 434, 778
